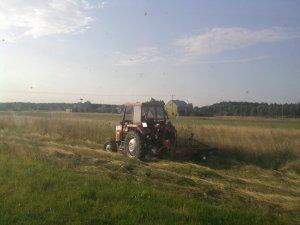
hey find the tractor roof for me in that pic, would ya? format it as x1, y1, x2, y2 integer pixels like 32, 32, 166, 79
125, 99, 164, 107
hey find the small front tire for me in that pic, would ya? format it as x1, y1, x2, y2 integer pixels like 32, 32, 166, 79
103, 139, 118, 152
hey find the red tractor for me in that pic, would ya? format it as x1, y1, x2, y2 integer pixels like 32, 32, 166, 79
104, 99, 177, 159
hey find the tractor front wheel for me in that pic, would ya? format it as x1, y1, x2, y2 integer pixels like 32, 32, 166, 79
124, 131, 144, 159
103, 139, 118, 152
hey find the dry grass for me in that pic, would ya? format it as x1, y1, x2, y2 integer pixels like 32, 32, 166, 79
1, 111, 299, 169
188, 115, 300, 123
0, 112, 116, 144
175, 123, 300, 169
177, 124, 300, 154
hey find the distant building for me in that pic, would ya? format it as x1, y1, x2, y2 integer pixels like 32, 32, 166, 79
165, 100, 193, 117
65, 108, 72, 112
73, 103, 84, 112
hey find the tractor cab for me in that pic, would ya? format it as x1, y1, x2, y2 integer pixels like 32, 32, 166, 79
122, 101, 168, 126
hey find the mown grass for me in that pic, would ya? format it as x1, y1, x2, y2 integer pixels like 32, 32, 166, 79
0, 144, 289, 225
0, 111, 299, 224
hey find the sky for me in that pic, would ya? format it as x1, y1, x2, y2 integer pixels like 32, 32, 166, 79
0, 0, 300, 106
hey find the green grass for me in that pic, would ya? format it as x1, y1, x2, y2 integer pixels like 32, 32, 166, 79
0, 148, 288, 225
0, 111, 299, 224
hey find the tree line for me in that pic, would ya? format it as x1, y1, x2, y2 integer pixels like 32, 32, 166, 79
0, 101, 299, 117
0, 102, 121, 113
191, 102, 300, 117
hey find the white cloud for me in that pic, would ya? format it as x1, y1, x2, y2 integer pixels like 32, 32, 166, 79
97, 1, 108, 9
116, 47, 165, 66
177, 27, 300, 56
80, 0, 95, 10
0, 0, 102, 42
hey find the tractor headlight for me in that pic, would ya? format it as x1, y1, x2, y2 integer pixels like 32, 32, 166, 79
142, 122, 147, 127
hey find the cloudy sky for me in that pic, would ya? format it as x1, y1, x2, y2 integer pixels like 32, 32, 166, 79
1, 0, 299, 106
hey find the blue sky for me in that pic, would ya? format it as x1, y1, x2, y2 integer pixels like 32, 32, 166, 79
0, 0, 299, 106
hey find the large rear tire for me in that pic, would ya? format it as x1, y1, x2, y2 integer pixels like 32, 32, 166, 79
124, 131, 144, 159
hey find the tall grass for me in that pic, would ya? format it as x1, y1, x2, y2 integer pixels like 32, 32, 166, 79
0, 112, 116, 145
176, 124, 299, 153
176, 124, 300, 169
0, 112, 299, 169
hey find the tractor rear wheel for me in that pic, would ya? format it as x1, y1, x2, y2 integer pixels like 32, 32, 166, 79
124, 131, 144, 159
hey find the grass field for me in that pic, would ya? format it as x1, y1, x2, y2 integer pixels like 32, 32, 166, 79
0, 111, 299, 224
